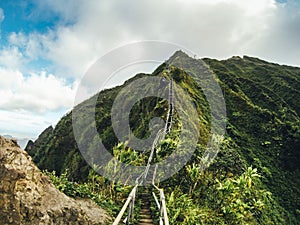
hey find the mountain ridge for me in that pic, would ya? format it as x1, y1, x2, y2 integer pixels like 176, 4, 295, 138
26, 52, 300, 224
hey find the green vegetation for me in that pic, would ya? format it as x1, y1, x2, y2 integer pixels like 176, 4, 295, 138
26, 52, 300, 224
204, 56, 300, 223
168, 166, 287, 225
44, 169, 121, 216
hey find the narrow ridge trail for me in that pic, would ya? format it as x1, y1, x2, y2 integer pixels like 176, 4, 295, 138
113, 75, 173, 225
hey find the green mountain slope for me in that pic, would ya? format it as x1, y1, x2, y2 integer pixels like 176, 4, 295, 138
26, 52, 300, 224
203, 56, 300, 218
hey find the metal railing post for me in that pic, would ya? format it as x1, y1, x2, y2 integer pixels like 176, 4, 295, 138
113, 185, 138, 225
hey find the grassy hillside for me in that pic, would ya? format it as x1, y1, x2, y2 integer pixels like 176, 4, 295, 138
26, 52, 300, 224
203, 56, 300, 221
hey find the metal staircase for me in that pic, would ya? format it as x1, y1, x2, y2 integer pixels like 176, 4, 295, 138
138, 189, 154, 225
113, 72, 173, 225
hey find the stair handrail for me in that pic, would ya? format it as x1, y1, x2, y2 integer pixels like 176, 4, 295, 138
152, 183, 169, 225
143, 128, 164, 181
162, 78, 173, 140
112, 184, 138, 225
149, 76, 172, 225
152, 165, 169, 225
113, 71, 173, 224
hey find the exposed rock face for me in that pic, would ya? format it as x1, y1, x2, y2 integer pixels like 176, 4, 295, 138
0, 136, 111, 224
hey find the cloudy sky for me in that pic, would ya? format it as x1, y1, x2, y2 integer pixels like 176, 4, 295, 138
0, 0, 299, 143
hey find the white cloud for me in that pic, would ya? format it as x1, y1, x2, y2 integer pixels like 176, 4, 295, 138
0, 109, 64, 140
22, 0, 282, 80
0, 68, 74, 140
7, 31, 51, 62
0, 46, 24, 69
44, 26, 100, 78
8, 32, 27, 47
246, 0, 300, 66
0, 66, 75, 139
2, 0, 300, 140
5, 0, 299, 80
0, 67, 76, 112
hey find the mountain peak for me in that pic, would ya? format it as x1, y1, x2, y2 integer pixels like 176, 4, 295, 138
167, 50, 191, 64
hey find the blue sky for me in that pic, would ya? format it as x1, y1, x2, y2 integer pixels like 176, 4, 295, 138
0, 1, 57, 34
0, 1, 62, 74
0, 0, 300, 145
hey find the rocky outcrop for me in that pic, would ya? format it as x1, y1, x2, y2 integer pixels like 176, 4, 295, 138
0, 136, 111, 225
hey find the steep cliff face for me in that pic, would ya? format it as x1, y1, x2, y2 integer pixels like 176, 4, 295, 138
0, 136, 111, 224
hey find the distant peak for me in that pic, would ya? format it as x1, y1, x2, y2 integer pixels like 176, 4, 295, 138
167, 50, 191, 63
230, 56, 242, 60
172, 50, 189, 58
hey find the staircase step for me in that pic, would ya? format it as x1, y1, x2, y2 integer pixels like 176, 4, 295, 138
139, 218, 154, 223
140, 208, 151, 212
140, 214, 152, 218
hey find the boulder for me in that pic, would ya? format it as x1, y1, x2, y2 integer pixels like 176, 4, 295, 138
0, 136, 111, 224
